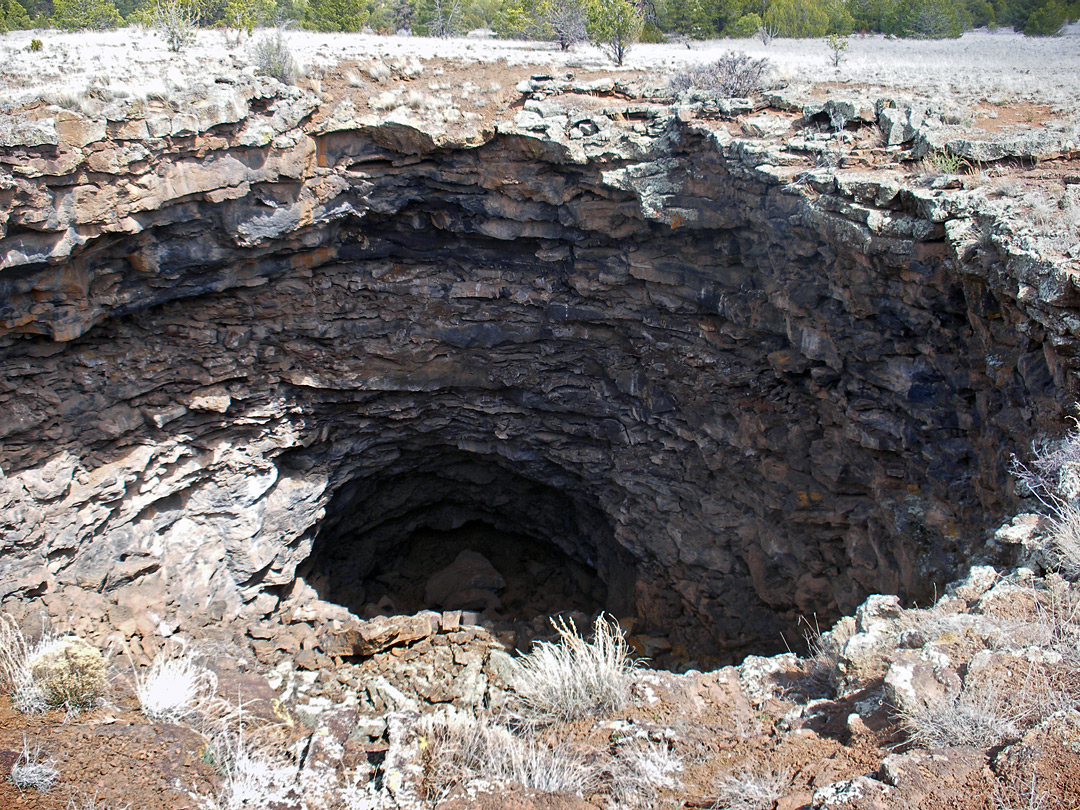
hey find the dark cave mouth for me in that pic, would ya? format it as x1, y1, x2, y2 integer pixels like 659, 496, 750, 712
338, 520, 609, 639
297, 446, 656, 656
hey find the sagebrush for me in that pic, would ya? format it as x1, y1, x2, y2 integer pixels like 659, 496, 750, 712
251, 29, 297, 84
669, 52, 771, 98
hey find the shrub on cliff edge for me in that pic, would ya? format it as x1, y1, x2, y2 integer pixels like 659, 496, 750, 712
251, 28, 298, 84
668, 52, 771, 99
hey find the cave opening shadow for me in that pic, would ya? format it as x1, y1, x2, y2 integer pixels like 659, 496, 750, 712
297, 447, 641, 655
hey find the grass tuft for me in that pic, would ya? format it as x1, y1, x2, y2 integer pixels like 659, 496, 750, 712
415, 714, 598, 798
135, 646, 218, 723
900, 684, 1024, 749
511, 614, 640, 725
10, 736, 59, 793
712, 766, 790, 810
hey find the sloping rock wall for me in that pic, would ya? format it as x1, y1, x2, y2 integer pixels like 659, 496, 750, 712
0, 83, 1074, 658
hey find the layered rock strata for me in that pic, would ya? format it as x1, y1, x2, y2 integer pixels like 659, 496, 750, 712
0, 77, 1075, 661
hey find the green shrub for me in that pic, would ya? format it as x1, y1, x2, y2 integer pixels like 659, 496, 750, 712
826, 32, 848, 66
725, 12, 762, 37
224, 0, 270, 34
586, 0, 643, 65
28, 37, 43, 50
51, 0, 123, 30
153, 0, 198, 52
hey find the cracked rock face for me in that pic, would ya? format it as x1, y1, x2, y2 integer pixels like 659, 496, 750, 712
0, 81, 1073, 660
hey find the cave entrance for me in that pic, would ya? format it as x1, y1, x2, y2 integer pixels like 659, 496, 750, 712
357, 521, 607, 620
299, 446, 636, 651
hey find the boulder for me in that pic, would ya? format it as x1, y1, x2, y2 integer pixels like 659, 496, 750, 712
424, 550, 506, 611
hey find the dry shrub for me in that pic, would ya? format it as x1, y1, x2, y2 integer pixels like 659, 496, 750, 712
251, 29, 297, 85
1013, 421, 1080, 579
668, 52, 771, 98
28, 636, 107, 714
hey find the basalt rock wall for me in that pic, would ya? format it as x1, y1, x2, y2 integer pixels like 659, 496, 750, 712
0, 83, 1073, 659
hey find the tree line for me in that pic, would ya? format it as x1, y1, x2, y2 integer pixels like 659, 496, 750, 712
1, 0, 1076, 41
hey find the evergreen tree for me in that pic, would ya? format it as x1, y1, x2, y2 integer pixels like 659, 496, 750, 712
0, 0, 32, 30
896, 0, 969, 36
764, 0, 829, 36
1022, 0, 1068, 32
726, 10, 761, 33
306, 0, 370, 30
52, 0, 123, 29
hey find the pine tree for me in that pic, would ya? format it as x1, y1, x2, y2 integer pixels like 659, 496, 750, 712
0, 0, 32, 30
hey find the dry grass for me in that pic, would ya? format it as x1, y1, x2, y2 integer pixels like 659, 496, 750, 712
0, 614, 33, 695
992, 771, 1054, 810
135, 646, 218, 723
66, 793, 130, 810
900, 682, 1025, 750
511, 614, 640, 725
712, 766, 790, 810
414, 714, 599, 800
0, 29, 1077, 119
10, 735, 60, 793
798, 614, 852, 694
608, 737, 683, 806
1045, 507, 1080, 581
198, 729, 300, 810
